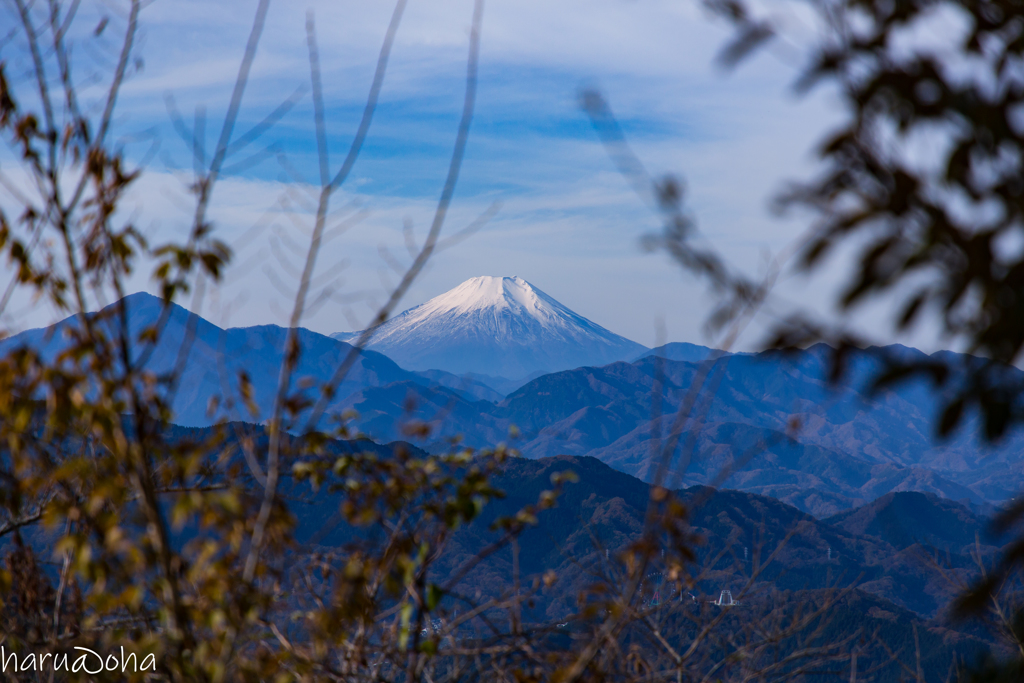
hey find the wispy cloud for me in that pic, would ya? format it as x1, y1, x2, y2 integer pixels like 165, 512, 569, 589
2, 0, 919, 350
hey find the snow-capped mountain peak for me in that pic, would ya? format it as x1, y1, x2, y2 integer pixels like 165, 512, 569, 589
396, 276, 577, 328
333, 276, 647, 379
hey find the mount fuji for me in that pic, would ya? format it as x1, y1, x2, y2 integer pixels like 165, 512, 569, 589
332, 276, 648, 378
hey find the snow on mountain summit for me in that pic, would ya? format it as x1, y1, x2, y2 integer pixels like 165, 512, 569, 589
332, 276, 647, 379
378, 276, 598, 339
421, 276, 559, 318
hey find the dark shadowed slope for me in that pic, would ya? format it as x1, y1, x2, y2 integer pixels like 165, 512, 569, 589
824, 491, 1000, 555
416, 454, 995, 620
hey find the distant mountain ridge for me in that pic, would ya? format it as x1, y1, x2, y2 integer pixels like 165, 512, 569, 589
632, 342, 723, 363
0, 293, 495, 427
331, 346, 1024, 514
332, 276, 648, 378
9, 292, 1024, 515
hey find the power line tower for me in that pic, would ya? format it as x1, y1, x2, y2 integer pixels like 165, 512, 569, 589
715, 590, 736, 607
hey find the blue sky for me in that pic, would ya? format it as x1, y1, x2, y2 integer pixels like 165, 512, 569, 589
1, 0, 930, 351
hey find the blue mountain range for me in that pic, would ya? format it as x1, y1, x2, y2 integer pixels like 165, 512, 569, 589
7, 288, 1024, 516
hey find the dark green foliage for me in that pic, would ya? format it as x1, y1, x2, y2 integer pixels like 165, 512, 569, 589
700, 0, 1024, 445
